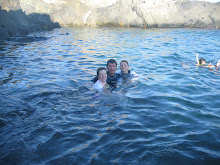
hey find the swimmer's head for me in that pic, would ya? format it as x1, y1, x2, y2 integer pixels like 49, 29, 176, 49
199, 58, 206, 65
97, 67, 106, 76
120, 60, 129, 74
120, 60, 129, 66
107, 59, 117, 67
107, 59, 117, 76
97, 67, 107, 83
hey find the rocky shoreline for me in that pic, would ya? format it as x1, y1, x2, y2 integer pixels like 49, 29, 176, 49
1, 0, 220, 40
0, 0, 60, 40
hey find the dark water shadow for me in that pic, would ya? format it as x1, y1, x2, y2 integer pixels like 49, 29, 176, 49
7, 36, 49, 44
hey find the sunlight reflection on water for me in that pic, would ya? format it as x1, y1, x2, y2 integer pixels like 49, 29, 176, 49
0, 27, 220, 164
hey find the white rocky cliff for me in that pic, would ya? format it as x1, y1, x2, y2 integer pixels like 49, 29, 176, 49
1, 0, 220, 39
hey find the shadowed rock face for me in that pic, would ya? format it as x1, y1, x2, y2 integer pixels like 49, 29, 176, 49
0, 0, 60, 39
0, 0, 220, 39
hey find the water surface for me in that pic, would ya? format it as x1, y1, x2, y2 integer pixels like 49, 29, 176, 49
0, 27, 220, 164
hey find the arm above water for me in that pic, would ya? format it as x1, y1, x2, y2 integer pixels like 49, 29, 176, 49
131, 71, 149, 81
196, 53, 199, 65
202, 63, 215, 68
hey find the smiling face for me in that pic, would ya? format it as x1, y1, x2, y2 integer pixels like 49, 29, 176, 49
120, 61, 129, 74
98, 69, 107, 83
107, 63, 117, 76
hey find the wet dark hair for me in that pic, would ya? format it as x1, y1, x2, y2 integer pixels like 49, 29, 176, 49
199, 58, 206, 65
120, 60, 129, 65
97, 67, 106, 76
107, 59, 117, 67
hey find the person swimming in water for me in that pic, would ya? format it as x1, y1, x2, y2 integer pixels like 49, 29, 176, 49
118, 60, 137, 81
92, 67, 110, 92
196, 54, 219, 69
116, 60, 141, 89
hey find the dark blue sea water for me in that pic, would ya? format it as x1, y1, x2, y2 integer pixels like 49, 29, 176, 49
0, 27, 220, 165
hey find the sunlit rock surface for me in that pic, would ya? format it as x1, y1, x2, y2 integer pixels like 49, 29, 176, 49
19, 0, 220, 28
1, 0, 220, 39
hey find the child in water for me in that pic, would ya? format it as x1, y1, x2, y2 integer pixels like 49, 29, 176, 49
115, 60, 149, 92
93, 67, 110, 92
118, 60, 137, 81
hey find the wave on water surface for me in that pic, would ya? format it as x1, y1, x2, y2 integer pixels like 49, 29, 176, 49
0, 27, 220, 164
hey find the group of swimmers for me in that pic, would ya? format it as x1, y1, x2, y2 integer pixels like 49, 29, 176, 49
91, 54, 219, 92
91, 59, 136, 92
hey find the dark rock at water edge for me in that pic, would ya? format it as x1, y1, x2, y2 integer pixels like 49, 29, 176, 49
0, 1, 60, 40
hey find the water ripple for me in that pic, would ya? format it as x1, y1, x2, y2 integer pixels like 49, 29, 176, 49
0, 27, 220, 164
